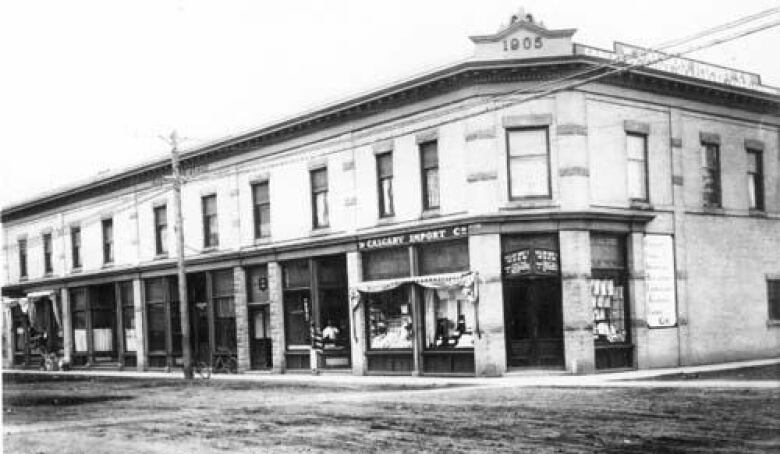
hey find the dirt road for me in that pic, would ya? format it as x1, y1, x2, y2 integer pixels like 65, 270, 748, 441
3, 373, 779, 453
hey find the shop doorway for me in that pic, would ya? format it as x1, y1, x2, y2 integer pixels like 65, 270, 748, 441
248, 305, 272, 369
504, 277, 564, 368
188, 273, 210, 365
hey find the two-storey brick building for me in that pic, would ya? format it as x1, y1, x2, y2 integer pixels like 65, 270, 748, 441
3, 13, 779, 376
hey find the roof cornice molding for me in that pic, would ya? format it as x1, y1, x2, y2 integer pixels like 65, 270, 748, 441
469, 20, 577, 42
2, 57, 778, 223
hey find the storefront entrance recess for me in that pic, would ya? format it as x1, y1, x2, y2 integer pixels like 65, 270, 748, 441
504, 277, 563, 367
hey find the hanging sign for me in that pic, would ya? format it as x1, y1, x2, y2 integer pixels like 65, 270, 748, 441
357, 225, 468, 250
644, 234, 677, 328
503, 248, 558, 277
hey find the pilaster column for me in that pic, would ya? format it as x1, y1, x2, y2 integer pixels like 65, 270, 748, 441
233, 266, 250, 373
670, 107, 690, 366
61, 287, 72, 365
132, 278, 146, 371
3, 306, 14, 368
346, 251, 366, 375
469, 231, 506, 377
555, 91, 590, 210
559, 230, 595, 373
628, 231, 649, 368
268, 261, 285, 373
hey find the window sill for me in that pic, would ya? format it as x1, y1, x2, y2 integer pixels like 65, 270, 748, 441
309, 227, 331, 237
376, 216, 396, 226
19, 276, 28, 282
71, 268, 82, 274
254, 236, 272, 246
700, 205, 724, 214
43, 272, 54, 279
102, 262, 114, 269
749, 209, 767, 218
500, 199, 558, 211
420, 209, 441, 219
153, 254, 169, 260
767, 319, 780, 327
629, 200, 652, 210
201, 246, 219, 254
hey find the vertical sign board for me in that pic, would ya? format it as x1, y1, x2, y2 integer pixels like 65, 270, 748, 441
644, 235, 677, 327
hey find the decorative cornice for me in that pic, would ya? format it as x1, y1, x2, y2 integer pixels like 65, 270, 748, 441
2, 55, 777, 224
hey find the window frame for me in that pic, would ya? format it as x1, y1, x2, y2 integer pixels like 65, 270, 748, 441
701, 141, 722, 208
42, 233, 53, 275
626, 132, 649, 202
376, 152, 394, 218
419, 140, 440, 211
768, 279, 780, 322
153, 205, 168, 256
71, 226, 82, 269
201, 194, 219, 248
310, 167, 329, 229
746, 148, 764, 211
505, 127, 552, 200
102, 218, 114, 264
18, 238, 27, 279
252, 181, 271, 239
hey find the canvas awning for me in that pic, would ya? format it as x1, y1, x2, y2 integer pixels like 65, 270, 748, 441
349, 271, 479, 342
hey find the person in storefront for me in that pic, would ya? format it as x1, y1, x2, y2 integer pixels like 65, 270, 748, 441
322, 320, 340, 349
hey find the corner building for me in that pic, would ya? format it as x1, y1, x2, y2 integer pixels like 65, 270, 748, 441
3, 13, 780, 376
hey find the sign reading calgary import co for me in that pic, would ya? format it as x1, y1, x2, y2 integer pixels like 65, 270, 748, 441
357, 225, 468, 250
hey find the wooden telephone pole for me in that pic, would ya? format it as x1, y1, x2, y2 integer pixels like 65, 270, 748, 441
166, 131, 193, 379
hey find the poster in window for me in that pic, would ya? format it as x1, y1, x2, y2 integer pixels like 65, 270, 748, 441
644, 234, 677, 327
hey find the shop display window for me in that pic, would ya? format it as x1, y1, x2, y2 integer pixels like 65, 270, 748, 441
90, 285, 115, 353
212, 270, 236, 353
423, 288, 476, 350
145, 278, 167, 352
71, 288, 88, 352
367, 286, 413, 350
590, 277, 627, 343
284, 290, 311, 347
168, 278, 182, 354
120, 282, 136, 352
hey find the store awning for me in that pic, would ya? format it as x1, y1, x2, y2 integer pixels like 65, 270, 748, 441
349, 271, 480, 342
350, 271, 477, 305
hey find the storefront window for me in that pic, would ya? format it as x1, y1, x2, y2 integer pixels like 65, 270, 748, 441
169, 278, 181, 355
367, 286, 413, 350
317, 257, 349, 352
120, 282, 136, 352
590, 234, 630, 345
71, 288, 88, 352
423, 289, 476, 350
90, 285, 116, 353
145, 278, 167, 352
212, 270, 236, 354
284, 289, 311, 347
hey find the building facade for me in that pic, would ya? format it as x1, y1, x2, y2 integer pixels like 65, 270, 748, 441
3, 13, 779, 376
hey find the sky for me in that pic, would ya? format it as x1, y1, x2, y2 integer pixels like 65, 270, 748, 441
1, 0, 779, 210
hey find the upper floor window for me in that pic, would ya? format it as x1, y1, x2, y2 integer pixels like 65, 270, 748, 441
420, 141, 440, 210
71, 227, 81, 269
18, 239, 27, 278
376, 152, 394, 217
768, 279, 780, 321
252, 181, 271, 238
507, 128, 550, 199
154, 205, 168, 255
701, 142, 721, 208
626, 133, 648, 201
202, 195, 219, 248
311, 168, 329, 228
102, 218, 114, 264
747, 149, 764, 211
43, 233, 53, 274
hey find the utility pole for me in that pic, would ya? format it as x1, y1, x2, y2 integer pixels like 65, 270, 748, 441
166, 131, 193, 379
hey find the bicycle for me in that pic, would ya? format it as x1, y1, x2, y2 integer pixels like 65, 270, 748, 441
193, 352, 237, 379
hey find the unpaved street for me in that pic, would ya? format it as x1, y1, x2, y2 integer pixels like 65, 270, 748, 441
3, 373, 779, 453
